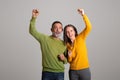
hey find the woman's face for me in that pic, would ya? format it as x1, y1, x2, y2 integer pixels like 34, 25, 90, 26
65, 26, 76, 40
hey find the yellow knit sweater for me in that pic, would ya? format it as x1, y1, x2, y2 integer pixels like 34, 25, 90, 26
67, 14, 92, 70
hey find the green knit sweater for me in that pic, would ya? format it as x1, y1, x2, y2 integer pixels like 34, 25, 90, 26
29, 17, 67, 72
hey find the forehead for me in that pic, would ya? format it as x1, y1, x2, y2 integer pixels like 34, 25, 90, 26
66, 26, 74, 31
53, 23, 63, 28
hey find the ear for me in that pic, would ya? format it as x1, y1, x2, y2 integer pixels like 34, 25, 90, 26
51, 28, 53, 32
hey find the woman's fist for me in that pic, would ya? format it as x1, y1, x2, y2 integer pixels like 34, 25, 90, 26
77, 8, 84, 16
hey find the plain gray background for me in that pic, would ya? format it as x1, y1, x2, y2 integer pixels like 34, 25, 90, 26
0, 0, 120, 80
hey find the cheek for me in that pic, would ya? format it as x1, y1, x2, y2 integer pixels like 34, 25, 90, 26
60, 29, 63, 32
73, 31, 76, 36
66, 32, 70, 37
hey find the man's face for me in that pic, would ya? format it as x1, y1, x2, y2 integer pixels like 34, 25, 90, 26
51, 23, 63, 38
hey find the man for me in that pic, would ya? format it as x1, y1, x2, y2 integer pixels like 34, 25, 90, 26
29, 9, 67, 80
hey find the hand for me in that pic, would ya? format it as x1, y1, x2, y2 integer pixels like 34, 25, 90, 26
58, 54, 65, 61
32, 9, 39, 18
77, 8, 84, 16
68, 50, 72, 57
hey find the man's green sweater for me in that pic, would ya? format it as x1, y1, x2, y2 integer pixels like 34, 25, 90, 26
29, 17, 66, 72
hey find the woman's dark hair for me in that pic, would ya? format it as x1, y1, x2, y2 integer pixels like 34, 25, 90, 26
63, 24, 78, 45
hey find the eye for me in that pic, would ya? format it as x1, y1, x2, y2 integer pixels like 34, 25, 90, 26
66, 31, 70, 35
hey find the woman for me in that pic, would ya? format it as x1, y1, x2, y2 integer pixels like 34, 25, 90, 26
63, 8, 92, 80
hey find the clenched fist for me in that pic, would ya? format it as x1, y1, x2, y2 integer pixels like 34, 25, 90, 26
77, 8, 84, 16
32, 9, 39, 18
58, 54, 66, 61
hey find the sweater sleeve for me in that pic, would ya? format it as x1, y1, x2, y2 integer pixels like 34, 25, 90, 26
78, 14, 92, 39
67, 44, 76, 63
68, 55, 73, 63
29, 17, 44, 42
63, 49, 68, 64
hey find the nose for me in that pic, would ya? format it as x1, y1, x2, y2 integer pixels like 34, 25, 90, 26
68, 32, 72, 37
56, 28, 59, 31
57, 28, 62, 32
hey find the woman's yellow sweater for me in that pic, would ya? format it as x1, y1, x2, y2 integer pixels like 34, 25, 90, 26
67, 14, 92, 70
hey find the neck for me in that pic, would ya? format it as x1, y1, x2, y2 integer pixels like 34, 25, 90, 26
70, 37, 75, 43
51, 35, 61, 40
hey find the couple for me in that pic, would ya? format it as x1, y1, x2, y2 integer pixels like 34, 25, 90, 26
29, 8, 92, 80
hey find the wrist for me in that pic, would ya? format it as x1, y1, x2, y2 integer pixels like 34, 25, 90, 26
32, 16, 37, 19
32, 16, 37, 18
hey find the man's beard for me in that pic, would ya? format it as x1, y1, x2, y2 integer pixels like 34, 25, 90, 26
52, 32, 62, 38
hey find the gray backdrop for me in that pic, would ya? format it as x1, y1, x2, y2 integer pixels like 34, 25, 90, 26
0, 0, 120, 80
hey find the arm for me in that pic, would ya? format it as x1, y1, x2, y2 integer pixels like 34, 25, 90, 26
58, 53, 67, 64
67, 50, 73, 63
29, 9, 41, 41
77, 9, 92, 39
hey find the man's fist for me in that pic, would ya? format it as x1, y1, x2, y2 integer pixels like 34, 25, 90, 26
32, 9, 39, 18
77, 8, 84, 16
58, 54, 65, 61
